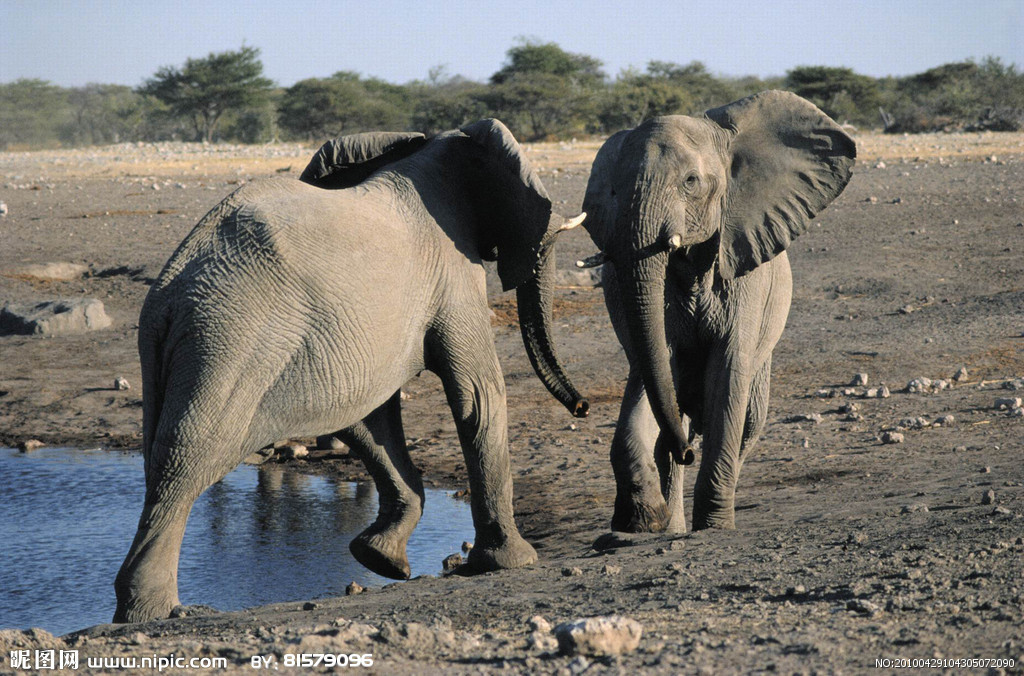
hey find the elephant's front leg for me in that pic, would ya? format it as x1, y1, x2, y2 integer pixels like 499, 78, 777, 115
429, 320, 537, 573
610, 369, 672, 532
337, 391, 424, 580
691, 343, 753, 530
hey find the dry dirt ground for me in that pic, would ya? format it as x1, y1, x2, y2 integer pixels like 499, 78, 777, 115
1, 132, 1022, 674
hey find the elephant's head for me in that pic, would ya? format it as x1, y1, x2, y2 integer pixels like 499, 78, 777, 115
581, 90, 856, 461
300, 120, 589, 419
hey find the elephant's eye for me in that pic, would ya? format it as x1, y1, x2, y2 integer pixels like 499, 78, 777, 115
681, 173, 700, 191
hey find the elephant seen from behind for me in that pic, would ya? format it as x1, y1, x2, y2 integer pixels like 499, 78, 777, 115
580, 91, 856, 533
114, 118, 589, 623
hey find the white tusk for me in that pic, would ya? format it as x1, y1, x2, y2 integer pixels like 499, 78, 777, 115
575, 252, 607, 268
666, 234, 683, 251
558, 212, 587, 232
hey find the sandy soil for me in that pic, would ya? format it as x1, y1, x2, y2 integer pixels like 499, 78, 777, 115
1, 132, 1022, 674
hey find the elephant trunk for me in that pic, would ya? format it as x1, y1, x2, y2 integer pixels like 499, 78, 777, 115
618, 248, 692, 464
517, 247, 590, 418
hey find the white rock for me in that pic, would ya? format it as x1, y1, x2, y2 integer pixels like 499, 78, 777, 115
953, 367, 969, 382
906, 378, 932, 393
881, 431, 905, 444
0, 299, 112, 336
554, 616, 643, 656
114, 377, 131, 391
933, 414, 955, 427
851, 373, 869, 386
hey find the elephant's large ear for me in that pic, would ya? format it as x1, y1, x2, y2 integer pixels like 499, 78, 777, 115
706, 90, 856, 280
460, 118, 555, 291
581, 129, 630, 251
300, 131, 427, 189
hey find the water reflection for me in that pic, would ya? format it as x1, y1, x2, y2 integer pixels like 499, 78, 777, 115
0, 448, 474, 636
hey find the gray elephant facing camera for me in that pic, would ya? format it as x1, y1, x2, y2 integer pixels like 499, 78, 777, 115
114, 119, 589, 624
580, 91, 856, 534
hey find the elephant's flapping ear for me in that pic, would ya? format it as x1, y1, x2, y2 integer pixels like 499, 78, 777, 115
300, 131, 427, 189
581, 129, 630, 252
706, 90, 856, 280
460, 119, 558, 291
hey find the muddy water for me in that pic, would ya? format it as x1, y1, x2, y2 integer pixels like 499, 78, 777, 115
0, 447, 474, 636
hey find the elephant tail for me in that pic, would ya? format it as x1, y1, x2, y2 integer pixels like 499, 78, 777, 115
138, 297, 174, 468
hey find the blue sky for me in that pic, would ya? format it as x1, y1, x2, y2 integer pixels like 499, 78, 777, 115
2, 0, 1021, 87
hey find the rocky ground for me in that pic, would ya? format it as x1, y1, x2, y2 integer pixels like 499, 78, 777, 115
1, 132, 1022, 674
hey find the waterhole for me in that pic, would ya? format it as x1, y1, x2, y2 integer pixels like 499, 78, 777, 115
0, 447, 475, 635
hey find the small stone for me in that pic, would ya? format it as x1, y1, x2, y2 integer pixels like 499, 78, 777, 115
995, 397, 1022, 410
906, 378, 932, 393
933, 414, 955, 427
302, 601, 319, 611
529, 616, 551, 633
1011, 407, 1024, 418
461, 541, 473, 553
786, 585, 806, 596
345, 582, 364, 596
17, 439, 45, 453
602, 564, 622, 576
992, 506, 1012, 515
881, 431, 904, 444
953, 445, 967, 453
866, 196, 878, 203
562, 566, 584, 577
554, 616, 643, 656
898, 417, 929, 430
815, 388, 836, 398
982, 466, 991, 473
901, 503, 928, 513
981, 490, 996, 505
847, 532, 869, 545
899, 304, 915, 314
851, 373, 869, 386
874, 161, 886, 169
953, 367, 969, 382
785, 412, 823, 424
442, 553, 463, 573
0, 201, 7, 217
879, 385, 891, 398
114, 376, 131, 391
276, 443, 308, 460
847, 599, 882, 616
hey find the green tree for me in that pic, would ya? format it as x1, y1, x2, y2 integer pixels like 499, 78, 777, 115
409, 68, 488, 135
784, 66, 880, 126
490, 39, 605, 86
60, 84, 144, 145
139, 46, 274, 142
483, 40, 604, 140
0, 79, 69, 149
277, 72, 413, 141
645, 60, 739, 111
596, 68, 691, 131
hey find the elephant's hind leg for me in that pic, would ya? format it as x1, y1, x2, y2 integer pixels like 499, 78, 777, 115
338, 391, 424, 580
114, 436, 239, 623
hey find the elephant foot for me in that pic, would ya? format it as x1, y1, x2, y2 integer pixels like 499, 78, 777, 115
350, 531, 411, 580
113, 589, 179, 624
691, 505, 736, 531
466, 532, 537, 573
611, 495, 670, 533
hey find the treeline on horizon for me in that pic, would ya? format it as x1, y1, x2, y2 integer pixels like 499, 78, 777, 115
2, 41, 1023, 151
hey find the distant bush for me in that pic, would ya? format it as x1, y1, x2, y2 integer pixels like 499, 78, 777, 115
2, 44, 1022, 149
